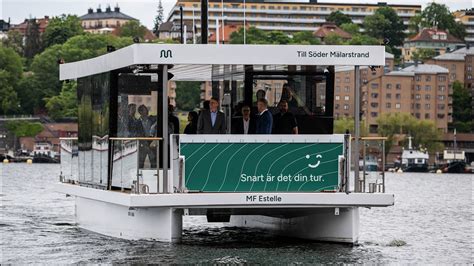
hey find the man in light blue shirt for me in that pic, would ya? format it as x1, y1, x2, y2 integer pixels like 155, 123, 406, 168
197, 97, 226, 134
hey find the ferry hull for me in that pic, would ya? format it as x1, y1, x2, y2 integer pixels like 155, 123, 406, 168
229, 208, 359, 243
75, 197, 183, 242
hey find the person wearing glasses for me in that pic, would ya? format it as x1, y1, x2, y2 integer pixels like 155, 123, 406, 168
232, 105, 256, 134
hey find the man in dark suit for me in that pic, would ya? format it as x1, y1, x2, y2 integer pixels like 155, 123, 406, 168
197, 97, 226, 134
256, 98, 273, 134
232, 105, 256, 134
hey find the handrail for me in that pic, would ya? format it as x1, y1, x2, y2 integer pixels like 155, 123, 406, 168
109, 137, 163, 141
352, 136, 388, 141
59, 137, 78, 140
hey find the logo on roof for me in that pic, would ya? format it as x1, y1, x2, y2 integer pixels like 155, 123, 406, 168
160, 49, 172, 58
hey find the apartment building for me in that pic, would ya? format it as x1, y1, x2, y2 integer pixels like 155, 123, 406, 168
80, 5, 137, 34
333, 52, 394, 119
10, 16, 49, 35
365, 64, 450, 133
454, 9, 474, 44
166, 0, 420, 37
402, 28, 465, 62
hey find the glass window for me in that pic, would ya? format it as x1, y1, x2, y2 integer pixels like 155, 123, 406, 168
335, 95, 340, 100
425, 85, 431, 91
344, 95, 350, 101
396, 84, 401, 90
425, 113, 430, 119
425, 94, 431, 100
396, 93, 401, 100
386, 93, 391, 99
386, 102, 391, 108
386, 83, 392, 89
343, 104, 349, 110
371, 93, 378, 98
371, 83, 379, 89
395, 103, 401, 109
425, 103, 430, 110
425, 75, 431, 82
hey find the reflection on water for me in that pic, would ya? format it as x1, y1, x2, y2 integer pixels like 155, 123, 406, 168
0, 164, 472, 263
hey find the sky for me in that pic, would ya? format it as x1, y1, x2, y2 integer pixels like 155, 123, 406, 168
1, 0, 473, 29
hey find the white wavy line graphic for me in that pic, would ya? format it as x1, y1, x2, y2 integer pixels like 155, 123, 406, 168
218, 143, 249, 192
250, 143, 291, 192
201, 143, 236, 191
186, 144, 220, 186
233, 143, 267, 192
184, 143, 207, 160
295, 170, 339, 192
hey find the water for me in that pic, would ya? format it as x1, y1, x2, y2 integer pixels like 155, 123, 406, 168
1, 164, 472, 263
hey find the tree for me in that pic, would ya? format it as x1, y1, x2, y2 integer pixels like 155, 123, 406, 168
377, 112, 443, 156
421, 3, 465, 40
153, 0, 165, 36
291, 31, 320, 45
345, 34, 379, 45
0, 46, 23, 114
5, 121, 44, 137
45, 81, 78, 119
16, 75, 42, 114
229, 27, 269, 44
324, 33, 344, 45
116, 20, 147, 39
408, 14, 423, 36
451, 81, 473, 133
175, 81, 201, 111
267, 31, 291, 44
42, 14, 83, 48
2, 30, 24, 55
412, 48, 436, 62
327, 11, 352, 26
334, 116, 368, 136
23, 19, 42, 59
364, 7, 405, 47
340, 23, 360, 36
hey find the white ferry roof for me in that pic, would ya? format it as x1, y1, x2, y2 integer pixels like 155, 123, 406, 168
59, 44, 386, 81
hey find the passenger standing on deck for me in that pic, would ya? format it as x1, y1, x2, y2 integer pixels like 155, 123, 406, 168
255, 98, 273, 134
184, 111, 198, 134
273, 100, 298, 134
280, 84, 298, 108
138, 105, 157, 168
168, 104, 180, 134
232, 105, 256, 134
197, 97, 226, 134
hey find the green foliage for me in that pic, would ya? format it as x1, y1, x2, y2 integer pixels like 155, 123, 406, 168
324, 33, 344, 45
116, 20, 147, 39
408, 14, 423, 36
333, 116, 368, 136
5, 121, 44, 137
421, 2, 466, 40
16, 75, 42, 114
364, 7, 405, 47
377, 113, 443, 155
291, 31, 320, 45
451, 81, 473, 133
2, 30, 24, 55
45, 81, 78, 119
42, 14, 83, 48
340, 23, 360, 35
175, 81, 201, 111
345, 34, 379, 45
412, 48, 436, 62
267, 31, 291, 44
153, 0, 164, 36
229, 27, 269, 44
28, 34, 133, 114
0, 46, 23, 114
326, 11, 352, 26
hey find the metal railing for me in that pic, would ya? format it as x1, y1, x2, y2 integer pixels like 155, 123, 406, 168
59, 137, 79, 184
110, 137, 162, 194
353, 136, 387, 193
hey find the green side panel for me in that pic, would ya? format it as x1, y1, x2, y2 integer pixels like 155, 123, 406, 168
181, 142, 343, 192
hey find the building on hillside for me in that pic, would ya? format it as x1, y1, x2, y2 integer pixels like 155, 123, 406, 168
333, 52, 394, 119
156, 21, 194, 42
314, 22, 351, 43
427, 46, 474, 117
166, 0, 420, 39
402, 28, 465, 62
19, 123, 78, 154
10, 16, 49, 35
367, 64, 450, 133
0, 19, 10, 39
454, 9, 474, 44
80, 5, 137, 34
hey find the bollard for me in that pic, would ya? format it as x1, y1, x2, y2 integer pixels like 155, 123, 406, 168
26, 159, 33, 164
3, 159, 9, 164
436, 169, 442, 174
377, 183, 384, 193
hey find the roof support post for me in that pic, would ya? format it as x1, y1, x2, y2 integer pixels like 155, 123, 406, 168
201, 0, 208, 44
162, 65, 169, 193
354, 66, 361, 193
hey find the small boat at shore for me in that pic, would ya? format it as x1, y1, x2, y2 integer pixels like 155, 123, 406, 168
401, 137, 429, 172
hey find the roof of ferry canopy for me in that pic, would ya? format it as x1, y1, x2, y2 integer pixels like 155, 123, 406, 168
59, 43, 386, 81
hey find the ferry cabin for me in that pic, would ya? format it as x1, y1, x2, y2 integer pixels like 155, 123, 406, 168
58, 44, 393, 243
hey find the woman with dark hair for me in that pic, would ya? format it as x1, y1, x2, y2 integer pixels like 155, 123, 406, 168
184, 111, 199, 134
